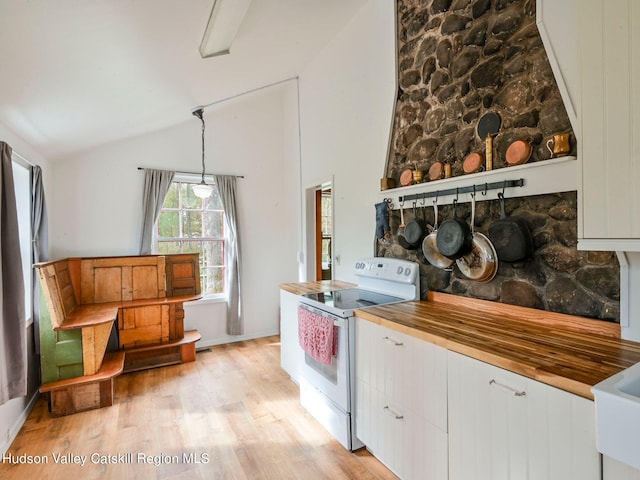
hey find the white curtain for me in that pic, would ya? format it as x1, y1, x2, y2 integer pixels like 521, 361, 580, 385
0, 141, 26, 405
214, 175, 243, 335
139, 169, 175, 255
31, 165, 48, 354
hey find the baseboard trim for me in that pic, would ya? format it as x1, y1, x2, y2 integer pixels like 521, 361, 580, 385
195, 329, 280, 349
1, 391, 40, 455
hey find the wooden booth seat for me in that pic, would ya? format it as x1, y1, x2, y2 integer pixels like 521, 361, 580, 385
36, 254, 202, 416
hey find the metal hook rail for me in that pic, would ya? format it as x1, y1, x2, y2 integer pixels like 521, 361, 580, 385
398, 178, 525, 204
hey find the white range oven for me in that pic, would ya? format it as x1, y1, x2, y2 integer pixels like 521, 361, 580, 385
297, 257, 420, 451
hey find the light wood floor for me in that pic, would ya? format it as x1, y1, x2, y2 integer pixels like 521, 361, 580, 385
0, 336, 397, 480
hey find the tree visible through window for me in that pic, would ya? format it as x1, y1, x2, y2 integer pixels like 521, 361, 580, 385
157, 179, 225, 295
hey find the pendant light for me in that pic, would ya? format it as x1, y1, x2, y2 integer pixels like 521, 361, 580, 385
192, 108, 213, 199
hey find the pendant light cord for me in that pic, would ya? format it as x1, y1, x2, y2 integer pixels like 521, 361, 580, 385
193, 108, 206, 184
200, 113, 205, 184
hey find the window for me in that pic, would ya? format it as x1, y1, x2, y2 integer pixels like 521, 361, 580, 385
156, 177, 225, 296
12, 158, 32, 323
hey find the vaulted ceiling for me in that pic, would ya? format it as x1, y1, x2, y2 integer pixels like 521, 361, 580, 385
0, 0, 367, 160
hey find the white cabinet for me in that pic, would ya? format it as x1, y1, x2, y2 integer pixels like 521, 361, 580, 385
355, 318, 448, 480
448, 351, 600, 480
578, 0, 640, 250
604, 456, 640, 480
279, 289, 303, 383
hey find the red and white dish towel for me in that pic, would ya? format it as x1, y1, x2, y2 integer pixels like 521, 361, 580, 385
298, 306, 338, 366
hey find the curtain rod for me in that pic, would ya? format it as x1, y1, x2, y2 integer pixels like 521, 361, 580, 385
11, 149, 36, 168
137, 167, 244, 178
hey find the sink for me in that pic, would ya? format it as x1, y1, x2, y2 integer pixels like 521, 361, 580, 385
592, 361, 640, 470
618, 375, 640, 397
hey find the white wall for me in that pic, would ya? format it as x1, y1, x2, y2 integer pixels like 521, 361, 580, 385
619, 252, 640, 342
0, 122, 49, 454
297, 0, 396, 283
49, 81, 300, 346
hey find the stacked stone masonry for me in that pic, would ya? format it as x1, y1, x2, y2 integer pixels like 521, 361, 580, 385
380, 0, 620, 322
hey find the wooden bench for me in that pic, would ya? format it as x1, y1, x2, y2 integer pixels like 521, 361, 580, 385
36, 254, 202, 416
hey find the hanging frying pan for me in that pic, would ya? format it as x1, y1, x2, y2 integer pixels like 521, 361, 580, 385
456, 193, 499, 282
422, 200, 454, 269
477, 112, 501, 171
488, 192, 534, 263
404, 201, 426, 249
398, 205, 412, 249
436, 199, 473, 259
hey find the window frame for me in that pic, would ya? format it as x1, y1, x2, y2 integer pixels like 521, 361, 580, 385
154, 173, 226, 301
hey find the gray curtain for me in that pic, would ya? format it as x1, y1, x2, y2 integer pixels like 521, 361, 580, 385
214, 175, 243, 335
139, 169, 175, 255
31, 165, 48, 354
0, 141, 26, 405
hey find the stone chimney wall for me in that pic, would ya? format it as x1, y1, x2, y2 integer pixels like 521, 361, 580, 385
379, 0, 620, 322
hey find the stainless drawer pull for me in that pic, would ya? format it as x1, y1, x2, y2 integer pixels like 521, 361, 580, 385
383, 406, 404, 419
383, 336, 403, 346
489, 379, 526, 397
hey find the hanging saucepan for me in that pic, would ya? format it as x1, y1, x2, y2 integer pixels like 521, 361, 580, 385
404, 201, 426, 250
456, 193, 499, 282
422, 200, 454, 269
488, 192, 534, 263
397, 204, 412, 249
436, 198, 473, 259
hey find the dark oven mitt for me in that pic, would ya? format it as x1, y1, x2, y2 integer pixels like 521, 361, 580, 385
375, 201, 390, 239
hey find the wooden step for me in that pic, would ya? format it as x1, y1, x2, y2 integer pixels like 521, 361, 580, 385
40, 351, 125, 417
122, 329, 201, 373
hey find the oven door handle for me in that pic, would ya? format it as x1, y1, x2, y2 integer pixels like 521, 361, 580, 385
333, 318, 346, 328
299, 303, 346, 328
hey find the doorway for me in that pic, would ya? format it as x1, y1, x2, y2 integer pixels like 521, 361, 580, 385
315, 185, 333, 280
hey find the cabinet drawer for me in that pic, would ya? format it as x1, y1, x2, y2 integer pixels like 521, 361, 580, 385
356, 379, 447, 480
356, 318, 447, 431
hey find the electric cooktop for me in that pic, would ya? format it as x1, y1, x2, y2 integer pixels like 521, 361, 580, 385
302, 288, 405, 314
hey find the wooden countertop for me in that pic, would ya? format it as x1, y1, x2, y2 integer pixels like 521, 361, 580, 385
355, 292, 640, 400
280, 280, 355, 296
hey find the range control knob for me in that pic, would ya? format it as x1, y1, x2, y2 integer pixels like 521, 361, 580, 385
397, 266, 404, 275
405, 267, 412, 276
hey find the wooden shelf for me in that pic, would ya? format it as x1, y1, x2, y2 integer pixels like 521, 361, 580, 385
40, 351, 125, 393
56, 294, 201, 331
380, 157, 577, 209
122, 329, 201, 373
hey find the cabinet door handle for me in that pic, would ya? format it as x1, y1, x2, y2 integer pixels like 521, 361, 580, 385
383, 406, 404, 419
383, 336, 403, 346
489, 379, 526, 397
